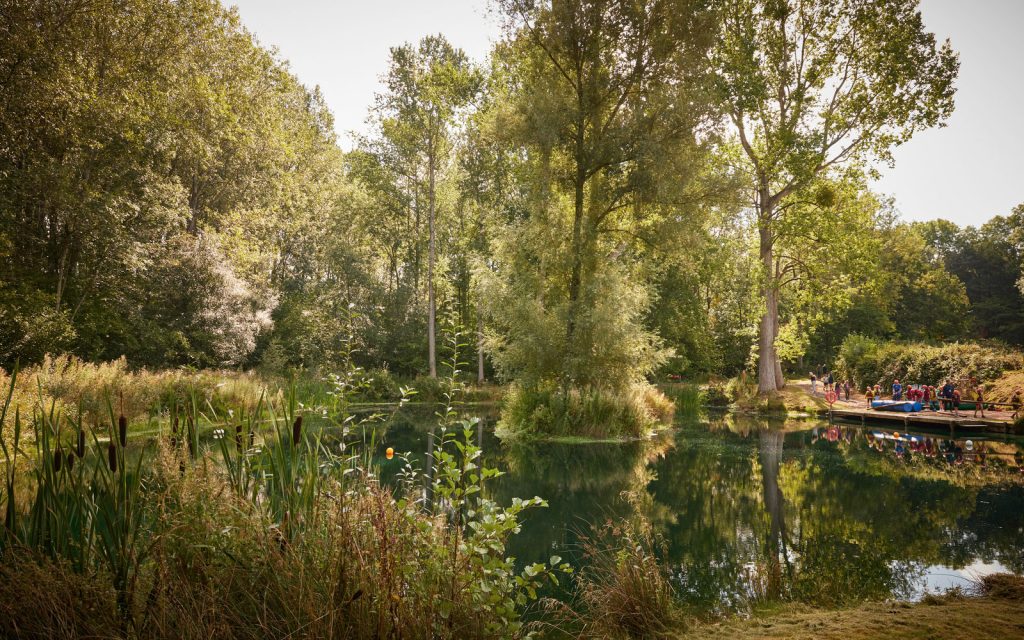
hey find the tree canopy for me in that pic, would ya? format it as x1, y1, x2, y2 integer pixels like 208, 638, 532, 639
6, 0, 1022, 424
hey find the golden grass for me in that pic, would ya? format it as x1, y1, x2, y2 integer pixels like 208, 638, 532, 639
679, 575, 1024, 640
986, 369, 1024, 404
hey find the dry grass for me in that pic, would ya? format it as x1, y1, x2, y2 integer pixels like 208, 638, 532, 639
564, 516, 688, 639
986, 369, 1024, 404
679, 574, 1024, 640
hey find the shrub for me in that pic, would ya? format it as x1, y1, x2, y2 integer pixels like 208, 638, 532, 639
725, 371, 757, 403
496, 383, 673, 440
835, 336, 1024, 391
567, 514, 686, 639
361, 368, 402, 402
411, 375, 451, 404
703, 384, 731, 408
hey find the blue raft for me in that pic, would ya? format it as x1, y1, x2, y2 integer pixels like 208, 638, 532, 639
871, 400, 922, 412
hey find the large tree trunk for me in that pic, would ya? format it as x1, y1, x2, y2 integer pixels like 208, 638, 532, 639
477, 311, 485, 383
759, 429, 788, 599
565, 134, 586, 350
757, 223, 783, 393
427, 141, 437, 378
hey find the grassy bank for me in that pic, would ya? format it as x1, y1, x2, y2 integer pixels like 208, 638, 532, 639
0, 361, 564, 639
0, 355, 503, 440
680, 574, 1024, 639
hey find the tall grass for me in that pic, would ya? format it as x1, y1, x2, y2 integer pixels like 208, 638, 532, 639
554, 512, 686, 639
0, 325, 566, 638
497, 382, 675, 440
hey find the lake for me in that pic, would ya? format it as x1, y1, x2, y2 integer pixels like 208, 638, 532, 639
374, 405, 1024, 614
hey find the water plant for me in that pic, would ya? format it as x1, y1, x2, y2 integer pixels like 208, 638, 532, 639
0, 316, 565, 639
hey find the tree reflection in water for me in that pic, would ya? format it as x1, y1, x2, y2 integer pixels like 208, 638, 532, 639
376, 406, 1024, 614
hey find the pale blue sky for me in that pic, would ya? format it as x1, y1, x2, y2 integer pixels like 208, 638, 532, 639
229, 0, 1024, 227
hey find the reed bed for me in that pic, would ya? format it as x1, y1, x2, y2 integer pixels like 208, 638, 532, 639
0, 335, 568, 639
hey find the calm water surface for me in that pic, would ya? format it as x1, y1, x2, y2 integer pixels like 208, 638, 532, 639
375, 407, 1024, 613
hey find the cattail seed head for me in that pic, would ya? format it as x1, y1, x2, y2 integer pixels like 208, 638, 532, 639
77, 430, 86, 457
108, 443, 117, 472
66, 451, 75, 472
171, 415, 178, 435
235, 425, 243, 452
292, 416, 303, 446
53, 448, 62, 472
118, 415, 127, 447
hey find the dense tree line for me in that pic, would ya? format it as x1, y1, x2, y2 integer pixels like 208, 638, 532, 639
2, 0, 1021, 411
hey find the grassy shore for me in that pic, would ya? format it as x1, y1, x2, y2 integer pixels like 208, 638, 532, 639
681, 575, 1024, 639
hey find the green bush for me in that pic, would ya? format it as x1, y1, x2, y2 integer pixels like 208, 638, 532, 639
411, 375, 451, 404
703, 384, 731, 408
835, 336, 1024, 390
361, 368, 402, 402
496, 383, 673, 440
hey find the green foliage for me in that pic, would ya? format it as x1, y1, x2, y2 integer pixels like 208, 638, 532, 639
362, 368, 403, 402
572, 513, 687, 639
497, 382, 673, 441
0, 0, 338, 371
835, 335, 1024, 389
918, 209, 1024, 346
714, 0, 959, 392
0, 338, 562, 638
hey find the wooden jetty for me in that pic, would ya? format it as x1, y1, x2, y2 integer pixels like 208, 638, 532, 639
830, 406, 1021, 436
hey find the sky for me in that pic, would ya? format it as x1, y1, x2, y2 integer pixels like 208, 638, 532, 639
229, 0, 1024, 228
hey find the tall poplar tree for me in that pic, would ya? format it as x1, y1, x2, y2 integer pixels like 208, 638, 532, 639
368, 36, 480, 377
713, 0, 958, 393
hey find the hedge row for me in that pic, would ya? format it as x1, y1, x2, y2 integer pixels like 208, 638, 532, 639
835, 336, 1024, 392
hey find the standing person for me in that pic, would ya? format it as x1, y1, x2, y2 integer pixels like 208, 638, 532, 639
951, 387, 961, 417
1011, 388, 1022, 420
892, 379, 902, 401
865, 385, 875, 408
827, 371, 835, 394
940, 381, 954, 412
973, 385, 986, 419
810, 372, 818, 395
843, 380, 850, 401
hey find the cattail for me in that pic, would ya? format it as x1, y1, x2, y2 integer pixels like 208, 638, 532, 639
171, 415, 178, 435
187, 416, 195, 459
235, 425, 243, 453
118, 415, 127, 447
53, 448, 63, 472
66, 451, 75, 472
170, 436, 178, 449
108, 443, 118, 472
292, 416, 303, 446
77, 430, 85, 457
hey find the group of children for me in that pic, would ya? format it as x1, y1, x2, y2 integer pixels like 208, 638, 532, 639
864, 379, 1023, 420
808, 371, 851, 400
